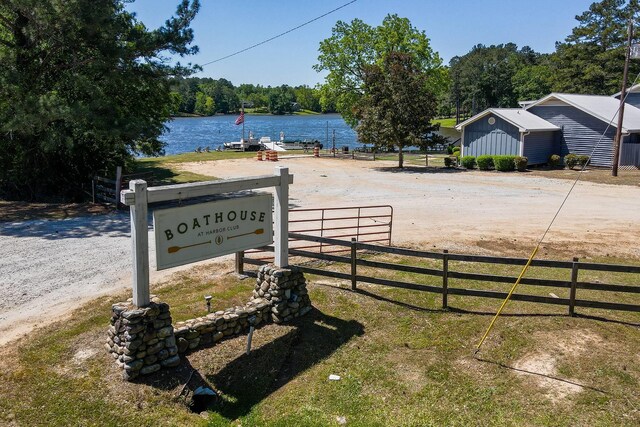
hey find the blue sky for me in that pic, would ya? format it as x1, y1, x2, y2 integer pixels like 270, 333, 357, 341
126, 0, 595, 87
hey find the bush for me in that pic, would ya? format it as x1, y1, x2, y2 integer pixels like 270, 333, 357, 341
578, 155, 590, 168
443, 156, 457, 168
476, 155, 494, 170
447, 145, 454, 154
514, 156, 528, 172
452, 146, 460, 155
461, 155, 476, 169
564, 153, 579, 169
548, 154, 561, 168
494, 155, 516, 172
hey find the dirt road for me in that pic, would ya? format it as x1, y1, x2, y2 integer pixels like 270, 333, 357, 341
1, 155, 638, 345
180, 156, 640, 258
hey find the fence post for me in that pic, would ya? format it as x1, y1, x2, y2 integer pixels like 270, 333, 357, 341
115, 166, 123, 208
91, 178, 96, 203
130, 180, 150, 307
569, 257, 579, 316
235, 251, 244, 275
442, 249, 449, 309
351, 238, 357, 290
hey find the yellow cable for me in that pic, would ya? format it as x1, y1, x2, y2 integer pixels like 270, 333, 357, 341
475, 245, 540, 353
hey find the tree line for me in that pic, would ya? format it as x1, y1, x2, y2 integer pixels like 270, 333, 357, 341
169, 78, 332, 115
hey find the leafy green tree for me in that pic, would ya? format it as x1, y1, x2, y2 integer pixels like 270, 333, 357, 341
549, 0, 640, 94
315, 14, 445, 126
449, 43, 539, 114
0, 0, 200, 200
512, 62, 554, 101
294, 85, 321, 112
356, 52, 439, 168
269, 85, 295, 115
194, 92, 215, 116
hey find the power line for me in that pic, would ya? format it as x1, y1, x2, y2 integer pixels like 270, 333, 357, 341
199, 0, 358, 67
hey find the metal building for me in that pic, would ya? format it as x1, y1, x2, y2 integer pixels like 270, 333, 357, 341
527, 93, 640, 168
455, 109, 559, 165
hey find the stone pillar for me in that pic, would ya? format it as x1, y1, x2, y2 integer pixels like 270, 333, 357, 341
250, 264, 312, 323
106, 297, 180, 381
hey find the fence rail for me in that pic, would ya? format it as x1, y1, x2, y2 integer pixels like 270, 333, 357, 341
244, 233, 640, 315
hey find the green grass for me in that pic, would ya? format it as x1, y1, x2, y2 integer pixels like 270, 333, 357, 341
134, 151, 256, 185
1, 253, 639, 426
434, 117, 458, 128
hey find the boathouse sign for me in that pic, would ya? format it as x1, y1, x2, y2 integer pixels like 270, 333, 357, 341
153, 194, 273, 270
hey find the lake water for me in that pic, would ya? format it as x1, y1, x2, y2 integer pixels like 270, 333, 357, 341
159, 114, 460, 155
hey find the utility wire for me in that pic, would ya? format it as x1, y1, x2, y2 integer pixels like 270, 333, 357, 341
475, 72, 640, 354
199, 0, 358, 67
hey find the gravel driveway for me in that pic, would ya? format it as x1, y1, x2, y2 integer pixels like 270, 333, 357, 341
2, 156, 639, 345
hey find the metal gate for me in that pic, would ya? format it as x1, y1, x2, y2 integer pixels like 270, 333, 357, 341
245, 205, 393, 260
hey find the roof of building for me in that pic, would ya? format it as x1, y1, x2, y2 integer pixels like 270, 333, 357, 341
612, 83, 640, 97
526, 93, 640, 132
454, 108, 560, 132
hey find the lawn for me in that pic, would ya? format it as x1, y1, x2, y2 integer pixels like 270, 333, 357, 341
1, 249, 638, 426
434, 117, 458, 128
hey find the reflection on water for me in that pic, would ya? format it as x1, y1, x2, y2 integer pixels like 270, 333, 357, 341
160, 114, 459, 155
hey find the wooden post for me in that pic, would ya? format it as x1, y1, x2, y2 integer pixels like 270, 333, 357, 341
569, 257, 579, 316
115, 166, 123, 208
351, 238, 357, 290
130, 180, 150, 307
274, 167, 290, 268
442, 249, 449, 309
91, 179, 96, 203
235, 251, 244, 275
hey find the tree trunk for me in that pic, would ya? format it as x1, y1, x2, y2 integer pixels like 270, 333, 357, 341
425, 150, 429, 167
398, 146, 404, 168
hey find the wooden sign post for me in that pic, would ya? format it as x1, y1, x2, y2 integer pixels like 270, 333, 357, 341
121, 167, 292, 307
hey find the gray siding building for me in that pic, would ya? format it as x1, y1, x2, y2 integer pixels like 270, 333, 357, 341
455, 109, 559, 165
526, 93, 640, 168
455, 93, 640, 169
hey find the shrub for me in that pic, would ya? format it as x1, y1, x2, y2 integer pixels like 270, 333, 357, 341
476, 155, 494, 170
578, 155, 590, 168
564, 153, 579, 169
514, 156, 528, 172
443, 156, 457, 168
452, 146, 460, 155
548, 154, 561, 168
461, 155, 476, 169
494, 155, 516, 172
447, 145, 454, 154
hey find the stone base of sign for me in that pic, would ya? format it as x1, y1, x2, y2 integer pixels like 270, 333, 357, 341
173, 299, 272, 353
106, 296, 180, 381
173, 265, 312, 354
251, 264, 312, 323
107, 265, 312, 380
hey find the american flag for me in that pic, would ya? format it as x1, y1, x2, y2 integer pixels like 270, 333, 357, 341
235, 112, 245, 125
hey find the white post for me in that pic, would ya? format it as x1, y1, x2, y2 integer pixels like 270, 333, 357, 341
130, 180, 150, 307
274, 167, 289, 267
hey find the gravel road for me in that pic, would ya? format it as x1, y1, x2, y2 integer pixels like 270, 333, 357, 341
1, 155, 639, 345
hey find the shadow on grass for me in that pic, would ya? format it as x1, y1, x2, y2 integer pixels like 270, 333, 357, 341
132, 159, 182, 186
320, 282, 640, 328
206, 308, 363, 420
473, 356, 608, 394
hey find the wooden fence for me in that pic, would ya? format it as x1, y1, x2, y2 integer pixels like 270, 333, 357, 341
92, 167, 154, 208
243, 233, 640, 315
